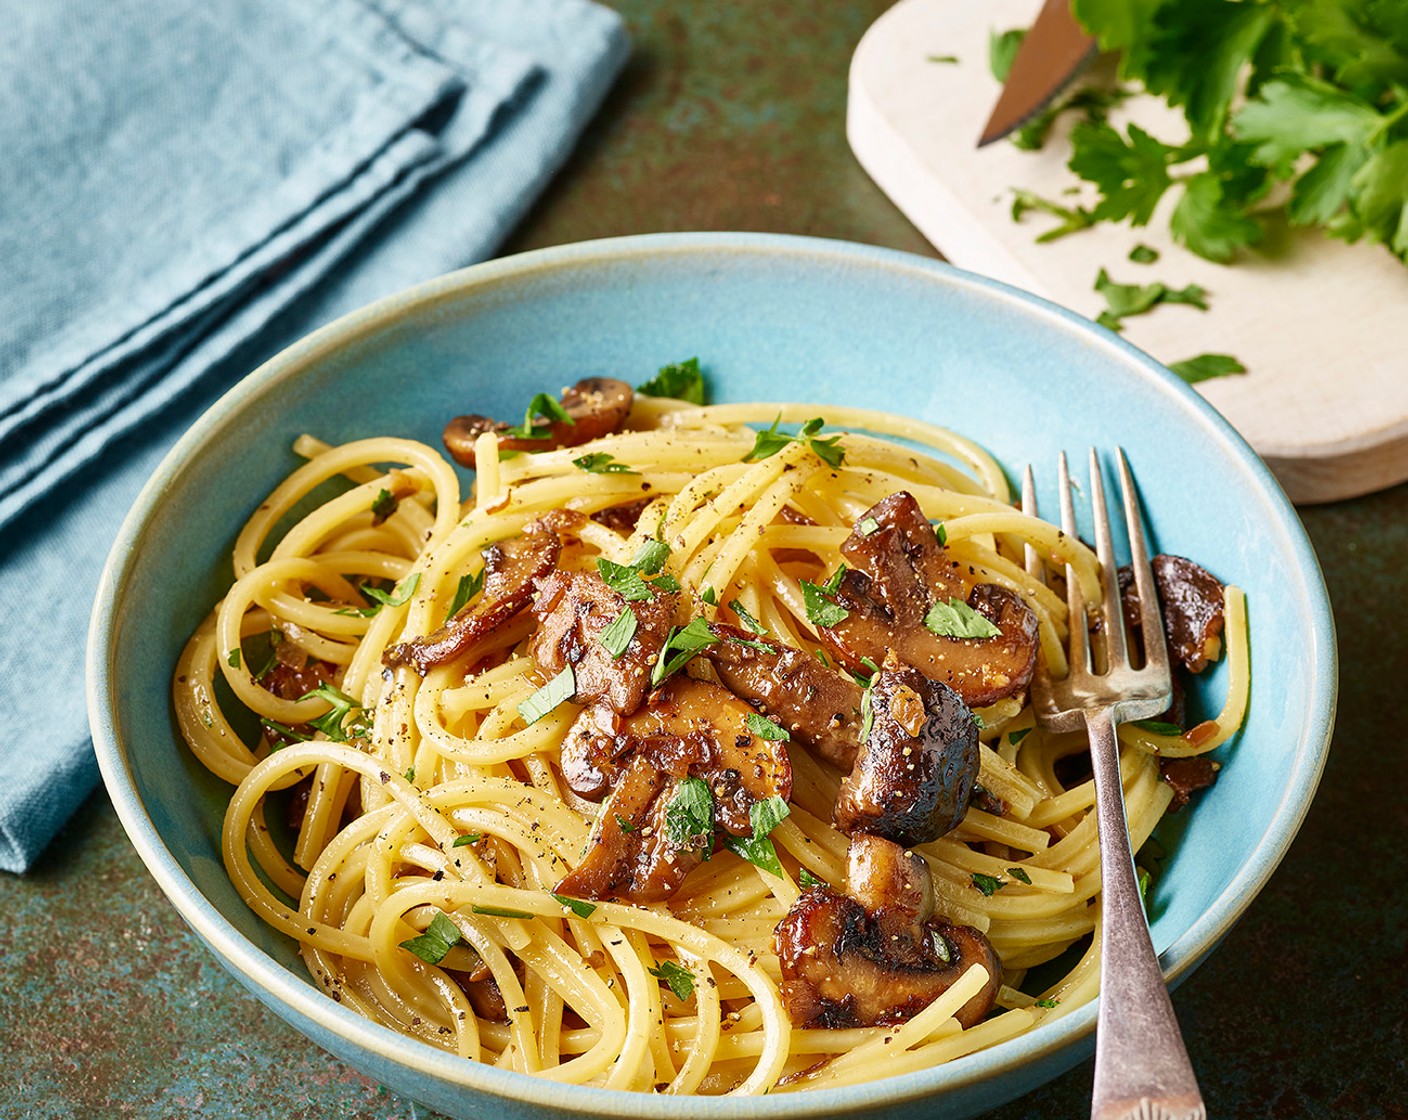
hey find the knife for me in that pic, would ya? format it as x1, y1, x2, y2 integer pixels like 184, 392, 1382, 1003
978, 0, 1097, 148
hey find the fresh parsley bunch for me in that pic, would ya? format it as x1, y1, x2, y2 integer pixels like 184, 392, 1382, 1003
1055, 0, 1408, 265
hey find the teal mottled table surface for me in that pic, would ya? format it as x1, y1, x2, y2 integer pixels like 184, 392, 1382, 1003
7, 3, 1405, 1118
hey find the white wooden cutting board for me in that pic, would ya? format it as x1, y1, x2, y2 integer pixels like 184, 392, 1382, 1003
848, 0, 1408, 504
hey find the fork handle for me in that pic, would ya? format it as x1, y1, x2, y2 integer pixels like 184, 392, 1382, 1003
1086, 708, 1206, 1120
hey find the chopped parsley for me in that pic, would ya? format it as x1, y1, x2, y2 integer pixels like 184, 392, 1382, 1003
404, 766, 415, 783
226, 648, 241, 669
259, 717, 311, 744
631, 538, 671, 574
573, 452, 635, 474
637, 357, 706, 404
935, 522, 948, 546
399, 911, 461, 964
798, 867, 828, 890
615, 814, 638, 833
722, 796, 790, 878
728, 599, 768, 635
1093, 268, 1209, 334
445, 568, 485, 621
471, 904, 534, 919
745, 712, 790, 741
664, 777, 714, 855
649, 573, 682, 593
298, 683, 369, 743
1007, 866, 1033, 885
1167, 353, 1248, 385
1035, 997, 1060, 1009
550, 893, 598, 918
801, 571, 849, 629
1134, 719, 1185, 736
240, 630, 282, 680
650, 617, 720, 687
371, 488, 399, 525
452, 833, 483, 847
648, 959, 696, 1001
931, 930, 953, 964
1007, 727, 1033, 747
597, 558, 652, 601
504, 392, 573, 440
743, 415, 846, 468
1129, 243, 1160, 264
597, 607, 639, 658
517, 666, 575, 726
971, 872, 1005, 897
700, 585, 718, 606
335, 573, 421, 618
924, 598, 1002, 640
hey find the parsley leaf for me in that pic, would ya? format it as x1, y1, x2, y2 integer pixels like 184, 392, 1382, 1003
701, 586, 718, 606
1007, 866, 1033, 885
1129, 243, 1160, 264
728, 599, 768, 635
924, 598, 1002, 640
798, 867, 829, 890
722, 796, 791, 878
517, 666, 575, 726
631, 538, 671, 575
452, 833, 482, 847
573, 452, 635, 474
1169, 171, 1263, 262
1010, 189, 1095, 242
745, 712, 790, 741
971, 872, 1005, 897
664, 777, 715, 854
226, 648, 241, 669
550, 893, 597, 918
1035, 997, 1061, 1009
598, 607, 639, 659
446, 568, 485, 621
597, 558, 652, 602
650, 618, 720, 687
648, 960, 696, 1001
800, 579, 848, 629
471, 904, 534, 919
743, 415, 845, 468
637, 357, 707, 404
1068, 120, 1175, 227
1168, 353, 1248, 384
399, 911, 461, 964
505, 392, 573, 440
335, 573, 420, 618
989, 28, 1026, 83
1133, 718, 1185, 735
371, 488, 399, 525
298, 683, 368, 743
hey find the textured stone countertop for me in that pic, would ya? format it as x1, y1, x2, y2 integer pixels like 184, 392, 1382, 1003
7, 3, 1404, 1118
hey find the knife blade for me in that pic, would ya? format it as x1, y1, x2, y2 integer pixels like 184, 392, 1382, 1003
978, 0, 1097, 148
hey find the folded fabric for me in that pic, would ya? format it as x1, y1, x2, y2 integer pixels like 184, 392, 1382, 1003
0, 0, 629, 873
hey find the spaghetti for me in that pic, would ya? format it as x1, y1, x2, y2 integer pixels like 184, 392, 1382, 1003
173, 394, 1248, 1094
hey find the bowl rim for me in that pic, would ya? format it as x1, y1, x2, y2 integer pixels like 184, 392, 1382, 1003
87, 230, 1337, 1117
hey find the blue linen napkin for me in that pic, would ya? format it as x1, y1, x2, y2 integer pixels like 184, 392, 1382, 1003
0, 0, 629, 873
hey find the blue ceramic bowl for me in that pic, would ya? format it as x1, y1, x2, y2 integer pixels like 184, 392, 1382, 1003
88, 233, 1335, 1119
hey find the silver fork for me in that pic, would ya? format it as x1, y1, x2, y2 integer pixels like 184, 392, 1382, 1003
1022, 449, 1206, 1120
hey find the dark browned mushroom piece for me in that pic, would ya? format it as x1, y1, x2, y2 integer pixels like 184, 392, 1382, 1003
443, 378, 634, 469
382, 518, 563, 674
818, 492, 1039, 708
530, 570, 678, 719
554, 676, 792, 901
1158, 755, 1220, 812
1119, 554, 1226, 674
703, 622, 866, 770
775, 833, 1001, 1029
704, 630, 979, 846
833, 653, 980, 846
